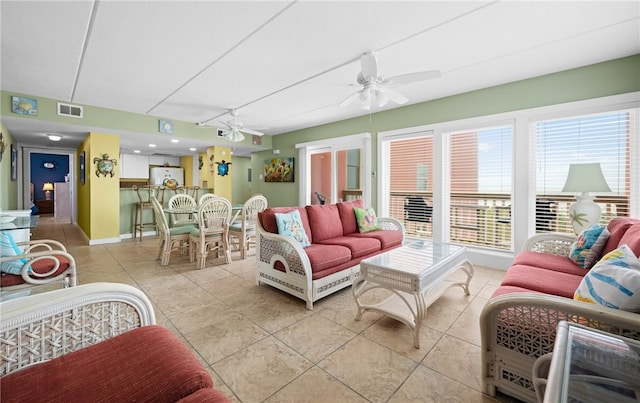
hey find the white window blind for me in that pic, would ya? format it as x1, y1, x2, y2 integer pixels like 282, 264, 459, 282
534, 109, 634, 234
387, 134, 434, 238
449, 126, 513, 249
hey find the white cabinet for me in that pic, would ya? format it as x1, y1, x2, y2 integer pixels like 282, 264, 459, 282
120, 154, 150, 178
149, 155, 180, 166
54, 183, 71, 221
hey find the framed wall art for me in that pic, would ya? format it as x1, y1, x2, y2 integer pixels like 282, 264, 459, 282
79, 151, 86, 184
10, 144, 17, 181
11, 96, 38, 116
264, 157, 294, 183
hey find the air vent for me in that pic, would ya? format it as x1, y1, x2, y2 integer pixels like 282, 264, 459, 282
57, 102, 83, 118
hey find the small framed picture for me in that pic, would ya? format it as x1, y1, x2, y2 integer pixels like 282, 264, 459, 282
79, 151, 86, 184
11, 96, 38, 116
10, 144, 17, 181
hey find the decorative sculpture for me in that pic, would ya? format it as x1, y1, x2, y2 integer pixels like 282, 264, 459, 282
93, 153, 118, 177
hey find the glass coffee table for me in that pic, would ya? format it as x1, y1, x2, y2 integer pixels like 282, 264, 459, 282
543, 321, 640, 402
353, 239, 474, 348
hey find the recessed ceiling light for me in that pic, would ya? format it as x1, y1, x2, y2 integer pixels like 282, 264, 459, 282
149, 144, 156, 148
48, 135, 61, 141
171, 139, 179, 143
189, 147, 196, 151
134, 150, 141, 154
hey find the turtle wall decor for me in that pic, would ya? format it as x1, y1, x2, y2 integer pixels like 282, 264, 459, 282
93, 153, 118, 177
215, 160, 232, 176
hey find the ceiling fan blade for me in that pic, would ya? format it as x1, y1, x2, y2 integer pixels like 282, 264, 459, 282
360, 52, 378, 80
239, 127, 264, 136
339, 90, 362, 108
384, 70, 441, 86
377, 85, 408, 105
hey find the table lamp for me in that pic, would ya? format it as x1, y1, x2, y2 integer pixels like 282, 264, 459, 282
562, 163, 611, 234
42, 182, 54, 200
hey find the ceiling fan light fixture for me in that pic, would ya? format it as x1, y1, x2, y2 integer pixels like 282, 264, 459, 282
224, 130, 245, 143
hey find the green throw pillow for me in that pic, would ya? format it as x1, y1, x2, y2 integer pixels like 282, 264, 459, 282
354, 207, 381, 233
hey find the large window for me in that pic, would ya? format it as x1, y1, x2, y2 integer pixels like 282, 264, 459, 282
534, 109, 634, 234
448, 125, 513, 249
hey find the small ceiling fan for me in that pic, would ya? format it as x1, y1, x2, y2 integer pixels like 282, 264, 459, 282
198, 109, 265, 142
340, 51, 441, 110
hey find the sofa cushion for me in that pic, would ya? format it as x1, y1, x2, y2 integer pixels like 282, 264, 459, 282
512, 251, 588, 277
304, 243, 352, 273
0, 325, 214, 403
275, 210, 311, 248
306, 204, 343, 242
260, 207, 312, 242
336, 199, 364, 235
347, 230, 404, 249
491, 285, 545, 299
603, 217, 640, 255
318, 236, 381, 259
574, 245, 640, 312
569, 225, 607, 269
354, 207, 382, 233
500, 264, 584, 299
618, 223, 640, 257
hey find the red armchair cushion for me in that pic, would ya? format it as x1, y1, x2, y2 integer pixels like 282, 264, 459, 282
500, 264, 584, 299
1, 325, 216, 403
603, 217, 640, 255
618, 223, 640, 257
512, 251, 587, 276
0, 255, 71, 287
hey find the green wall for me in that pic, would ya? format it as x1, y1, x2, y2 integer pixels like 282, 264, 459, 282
250, 54, 640, 208
0, 122, 18, 210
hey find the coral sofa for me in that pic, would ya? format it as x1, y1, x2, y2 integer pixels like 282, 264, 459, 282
0, 282, 229, 402
480, 217, 640, 402
257, 199, 404, 309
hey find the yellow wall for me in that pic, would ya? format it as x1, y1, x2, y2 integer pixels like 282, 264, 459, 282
181, 155, 193, 187
204, 146, 232, 199
77, 132, 120, 242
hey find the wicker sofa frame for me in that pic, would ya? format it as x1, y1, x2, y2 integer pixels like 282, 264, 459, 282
257, 216, 404, 310
1, 282, 155, 376
480, 233, 640, 402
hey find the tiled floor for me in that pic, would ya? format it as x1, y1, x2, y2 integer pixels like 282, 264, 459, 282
28, 216, 522, 403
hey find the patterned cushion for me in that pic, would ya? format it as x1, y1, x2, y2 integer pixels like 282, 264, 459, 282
275, 210, 311, 248
354, 207, 381, 233
0, 232, 28, 275
569, 225, 607, 269
574, 244, 640, 312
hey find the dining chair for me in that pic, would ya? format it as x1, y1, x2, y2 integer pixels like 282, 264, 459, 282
167, 194, 197, 227
189, 197, 232, 269
150, 197, 195, 266
198, 193, 217, 205
133, 185, 164, 241
228, 194, 268, 259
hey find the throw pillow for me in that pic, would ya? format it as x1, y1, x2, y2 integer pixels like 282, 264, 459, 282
275, 210, 311, 248
584, 227, 610, 269
574, 244, 640, 312
0, 232, 28, 275
569, 225, 606, 269
354, 207, 381, 233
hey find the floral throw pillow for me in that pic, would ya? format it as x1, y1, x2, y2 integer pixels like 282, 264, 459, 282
275, 210, 311, 248
574, 244, 640, 312
354, 207, 381, 233
569, 225, 608, 269
0, 232, 28, 275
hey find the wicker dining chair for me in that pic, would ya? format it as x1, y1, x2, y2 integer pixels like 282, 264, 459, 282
167, 194, 197, 227
189, 197, 232, 269
150, 197, 195, 266
228, 194, 268, 259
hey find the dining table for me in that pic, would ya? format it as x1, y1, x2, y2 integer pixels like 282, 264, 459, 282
164, 204, 243, 228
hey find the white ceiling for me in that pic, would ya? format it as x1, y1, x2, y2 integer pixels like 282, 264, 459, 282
1, 1, 639, 156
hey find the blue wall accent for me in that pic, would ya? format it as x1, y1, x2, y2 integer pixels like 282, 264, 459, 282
30, 153, 69, 201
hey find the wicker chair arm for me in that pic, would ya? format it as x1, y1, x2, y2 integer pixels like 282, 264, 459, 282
0, 282, 156, 376
377, 217, 406, 235
16, 239, 68, 253
522, 232, 575, 256
480, 293, 640, 362
257, 222, 312, 278
0, 249, 77, 286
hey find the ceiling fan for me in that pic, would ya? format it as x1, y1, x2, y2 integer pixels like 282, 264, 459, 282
340, 51, 441, 110
198, 109, 265, 142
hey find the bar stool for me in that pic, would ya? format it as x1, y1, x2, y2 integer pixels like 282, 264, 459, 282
132, 185, 164, 241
